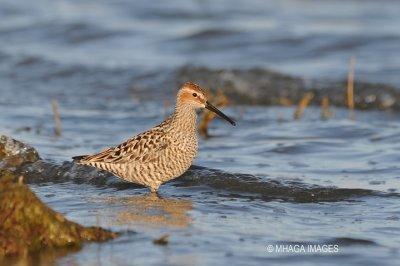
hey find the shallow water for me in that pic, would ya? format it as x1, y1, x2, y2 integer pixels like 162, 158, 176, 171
2, 102, 400, 265
1, 0, 400, 265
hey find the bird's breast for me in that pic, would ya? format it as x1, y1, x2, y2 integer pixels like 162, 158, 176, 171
164, 132, 198, 172
170, 132, 198, 158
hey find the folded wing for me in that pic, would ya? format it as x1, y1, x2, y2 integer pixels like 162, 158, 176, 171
76, 129, 168, 165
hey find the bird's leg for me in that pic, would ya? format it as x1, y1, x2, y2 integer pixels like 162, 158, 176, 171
149, 183, 163, 197
148, 187, 164, 199
150, 184, 160, 193
149, 181, 161, 193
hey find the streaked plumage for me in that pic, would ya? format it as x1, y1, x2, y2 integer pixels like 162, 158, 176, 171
73, 82, 235, 192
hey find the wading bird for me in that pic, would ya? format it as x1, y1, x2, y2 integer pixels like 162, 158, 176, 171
73, 82, 236, 192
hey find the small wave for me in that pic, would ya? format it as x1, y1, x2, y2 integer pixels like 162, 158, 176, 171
182, 29, 241, 40
274, 237, 378, 247
16, 160, 399, 203
61, 22, 126, 44
0, 20, 125, 45
177, 166, 397, 203
327, 237, 377, 246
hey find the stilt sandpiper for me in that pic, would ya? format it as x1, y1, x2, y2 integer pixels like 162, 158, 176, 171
73, 82, 235, 192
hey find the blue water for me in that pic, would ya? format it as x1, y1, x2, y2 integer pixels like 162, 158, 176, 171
1, 0, 400, 85
1, 1, 400, 265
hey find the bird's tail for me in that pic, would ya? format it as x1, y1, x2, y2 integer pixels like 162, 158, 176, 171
72, 155, 88, 162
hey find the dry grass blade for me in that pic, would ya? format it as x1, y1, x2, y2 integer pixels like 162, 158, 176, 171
294, 92, 314, 119
347, 56, 356, 118
163, 99, 171, 118
51, 99, 62, 137
321, 96, 333, 119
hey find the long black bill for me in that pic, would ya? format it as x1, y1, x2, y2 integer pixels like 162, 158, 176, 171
205, 101, 236, 126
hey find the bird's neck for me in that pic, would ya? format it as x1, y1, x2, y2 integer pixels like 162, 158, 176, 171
171, 104, 197, 133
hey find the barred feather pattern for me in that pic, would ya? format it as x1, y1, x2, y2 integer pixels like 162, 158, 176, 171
76, 104, 198, 192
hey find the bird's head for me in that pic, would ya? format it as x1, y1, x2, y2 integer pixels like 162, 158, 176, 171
177, 82, 236, 126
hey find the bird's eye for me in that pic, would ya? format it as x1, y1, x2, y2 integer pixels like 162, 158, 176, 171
192, 93, 197, 97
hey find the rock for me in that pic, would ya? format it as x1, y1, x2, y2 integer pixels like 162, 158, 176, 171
0, 135, 40, 169
153, 234, 169, 246
0, 170, 118, 257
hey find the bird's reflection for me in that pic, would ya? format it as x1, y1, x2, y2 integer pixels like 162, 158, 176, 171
104, 193, 193, 228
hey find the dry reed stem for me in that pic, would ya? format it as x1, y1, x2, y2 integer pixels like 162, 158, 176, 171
294, 92, 314, 119
51, 99, 62, 137
347, 56, 356, 118
163, 99, 171, 118
320, 96, 333, 119
199, 89, 229, 138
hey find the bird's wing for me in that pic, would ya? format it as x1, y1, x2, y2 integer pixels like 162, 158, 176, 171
79, 129, 169, 164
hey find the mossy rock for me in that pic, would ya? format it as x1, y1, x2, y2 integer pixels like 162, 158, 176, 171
0, 135, 40, 168
0, 170, 118, 257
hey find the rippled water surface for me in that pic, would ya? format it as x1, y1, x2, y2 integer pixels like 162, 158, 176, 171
1, 0, 400, 265
2, 103, 400, 265
1, 0, 400, 85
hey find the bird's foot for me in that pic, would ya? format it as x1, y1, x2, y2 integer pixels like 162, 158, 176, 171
149, 186, 164, 199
